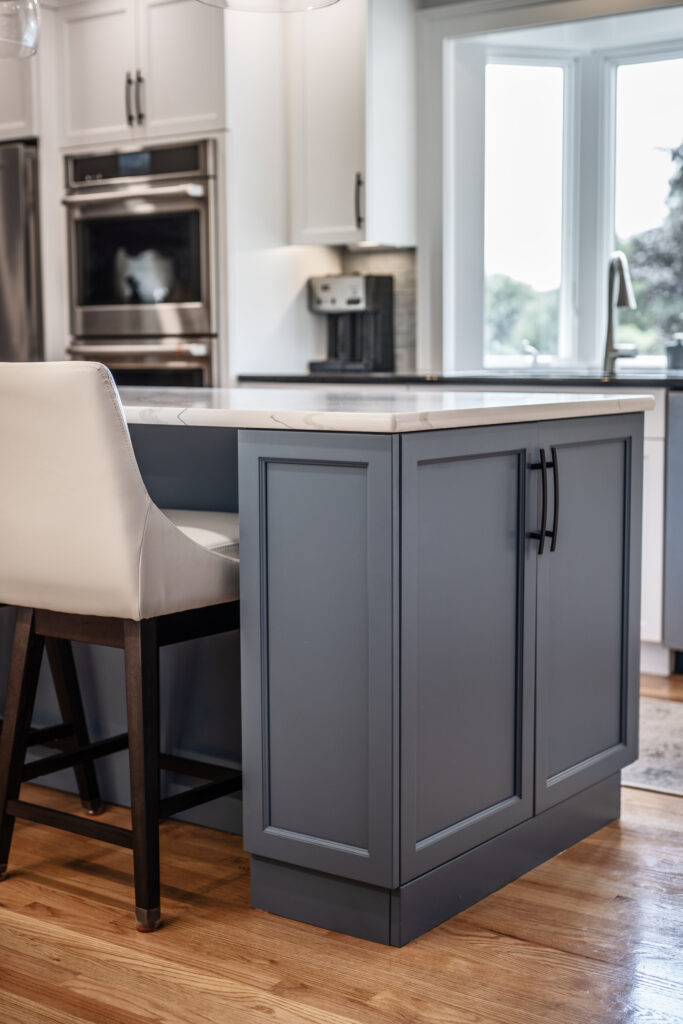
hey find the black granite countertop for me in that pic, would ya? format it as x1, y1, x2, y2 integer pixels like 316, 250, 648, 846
238, 369, 683, 389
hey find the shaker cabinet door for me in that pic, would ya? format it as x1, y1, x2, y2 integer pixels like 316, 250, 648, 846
136, 0, 226, 138
238, 430, 398, 888
400, 424, 538, 883
288, 0, 367, 245
0, 60, 36, 141
535, 415, 642, 812
59, 0, 138, 147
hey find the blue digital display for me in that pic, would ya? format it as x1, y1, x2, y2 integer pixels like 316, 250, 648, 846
118, 151, 151, 177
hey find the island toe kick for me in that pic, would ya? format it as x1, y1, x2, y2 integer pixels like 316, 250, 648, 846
250, 774, 621, 946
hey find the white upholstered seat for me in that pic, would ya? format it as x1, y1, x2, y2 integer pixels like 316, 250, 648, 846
160, 509, 239, 561
0, 361, 239, 620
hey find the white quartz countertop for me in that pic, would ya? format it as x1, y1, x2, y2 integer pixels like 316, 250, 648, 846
118, 386, 655, 433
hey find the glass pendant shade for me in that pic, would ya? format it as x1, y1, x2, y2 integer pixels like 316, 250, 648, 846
196, 0, 339, 11
0, 0, 39, 58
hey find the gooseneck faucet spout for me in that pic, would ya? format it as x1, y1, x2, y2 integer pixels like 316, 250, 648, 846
603, 250, 638, 375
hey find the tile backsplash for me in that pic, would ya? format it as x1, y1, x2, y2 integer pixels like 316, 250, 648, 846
340, 249, 416, 373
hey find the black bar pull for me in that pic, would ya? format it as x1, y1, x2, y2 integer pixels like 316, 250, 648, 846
135, 70, 145, 125
548, 446, 560, 552
125, 72, 134, 126
528, 448, 548, 555
354, 171, 364, 230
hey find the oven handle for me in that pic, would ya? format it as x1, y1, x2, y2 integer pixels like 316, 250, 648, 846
68, 342, 210, 357
62, 183, 206, 205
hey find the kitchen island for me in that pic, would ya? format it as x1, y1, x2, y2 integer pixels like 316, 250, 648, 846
115, 385, 652, 945
0, 386, 654, 946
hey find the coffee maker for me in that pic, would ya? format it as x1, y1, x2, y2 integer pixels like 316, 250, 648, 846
308, 274, 394, 373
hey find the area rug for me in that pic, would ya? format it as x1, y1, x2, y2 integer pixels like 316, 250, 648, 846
622, 696, 683, 796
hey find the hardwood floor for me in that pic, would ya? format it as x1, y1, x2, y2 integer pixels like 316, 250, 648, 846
641, 672, 683, 702
0, 784, 681, 1023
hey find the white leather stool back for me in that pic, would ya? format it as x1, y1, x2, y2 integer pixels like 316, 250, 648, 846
0, 362, 239, 619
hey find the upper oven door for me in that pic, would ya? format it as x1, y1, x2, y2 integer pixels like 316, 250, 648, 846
66, 182, 215, 338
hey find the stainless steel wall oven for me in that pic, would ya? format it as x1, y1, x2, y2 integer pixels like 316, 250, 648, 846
65, 140, 216, 386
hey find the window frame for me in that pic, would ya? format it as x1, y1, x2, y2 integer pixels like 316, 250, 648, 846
416, 0, 683, 374
445, 48, 578, 369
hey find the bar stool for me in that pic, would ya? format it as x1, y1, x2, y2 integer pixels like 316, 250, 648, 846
0, 361, 241, 931
0, 603, 103, 815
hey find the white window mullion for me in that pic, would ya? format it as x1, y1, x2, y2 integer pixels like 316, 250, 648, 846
558, 57, 578, 363
574, 54, 616, 368
443, 40, 486, 372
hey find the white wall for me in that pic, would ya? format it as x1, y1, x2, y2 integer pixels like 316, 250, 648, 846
223, 12, 341, 383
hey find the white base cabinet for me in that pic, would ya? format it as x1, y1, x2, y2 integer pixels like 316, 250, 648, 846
641, 437, 665, 644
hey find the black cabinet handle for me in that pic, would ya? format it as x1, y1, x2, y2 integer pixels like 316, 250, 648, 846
548, 446, 560, 552
529, 448, 548, 555
354, 172, 364, 230
135, 70, 145, 125
125, 72, 134, 126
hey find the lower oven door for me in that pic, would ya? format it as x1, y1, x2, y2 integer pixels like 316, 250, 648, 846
67, 338, 213, 387
65, 182, 215, 338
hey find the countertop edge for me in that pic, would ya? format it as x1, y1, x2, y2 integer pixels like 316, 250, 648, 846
121, 393, 654, 433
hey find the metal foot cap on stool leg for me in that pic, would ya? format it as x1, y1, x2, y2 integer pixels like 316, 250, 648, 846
135, 906, 161, 933
82, 799, 105, 816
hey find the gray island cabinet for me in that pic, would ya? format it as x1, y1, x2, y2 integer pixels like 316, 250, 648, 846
116, 386, 651, 946
238, 413, 642, 945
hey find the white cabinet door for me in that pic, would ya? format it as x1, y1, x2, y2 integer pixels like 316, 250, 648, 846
136, 0, 226, 138
641, 437, 665, 644
289, 0, 366, 245
59, 0, 137, 147
0, 61, 36, 141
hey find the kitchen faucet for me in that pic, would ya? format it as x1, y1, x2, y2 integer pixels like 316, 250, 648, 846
603, 251, 637, 374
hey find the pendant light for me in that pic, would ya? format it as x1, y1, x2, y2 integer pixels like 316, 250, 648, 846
0, 0, 39, 58
196, 0, 339, 11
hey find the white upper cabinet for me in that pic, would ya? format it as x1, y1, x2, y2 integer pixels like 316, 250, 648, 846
135, 0, 225, 138
58, 0, 226, 148
59, 0, 137, 147
288, 0, 416, 247
0, 57, 37, 141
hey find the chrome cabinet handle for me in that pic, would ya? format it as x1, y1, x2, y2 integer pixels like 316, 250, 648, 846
354, 171, 364, 230
529, 448, 548, 555
125, 72, 134, 126
548, 446, 560, 552
135, 70, 145, 124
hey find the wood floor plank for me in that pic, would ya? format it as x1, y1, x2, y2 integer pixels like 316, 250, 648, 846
640, 672, 683, 702
0, 784, 681, 1024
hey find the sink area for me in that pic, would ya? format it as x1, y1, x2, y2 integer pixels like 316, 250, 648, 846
238, 367, 683, 388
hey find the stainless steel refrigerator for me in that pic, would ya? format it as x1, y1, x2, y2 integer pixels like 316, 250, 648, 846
0, 142, 42, 361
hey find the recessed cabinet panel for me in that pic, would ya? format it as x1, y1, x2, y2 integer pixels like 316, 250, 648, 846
400, 425, 537, 883
239, 430, 397, 888
137, 0, 226, 138
266, 460, 370, 850
60, 0, 137, 146
535, 416, 641, 811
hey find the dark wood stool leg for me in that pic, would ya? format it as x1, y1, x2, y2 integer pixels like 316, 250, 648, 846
45, 638, 104, 816
0, 609, 44, 878
124, 619, 161, 932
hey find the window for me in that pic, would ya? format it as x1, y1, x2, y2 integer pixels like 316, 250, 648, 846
483, 63, 566, 365
436, 6, 683, 372
614, 57, 683, 356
